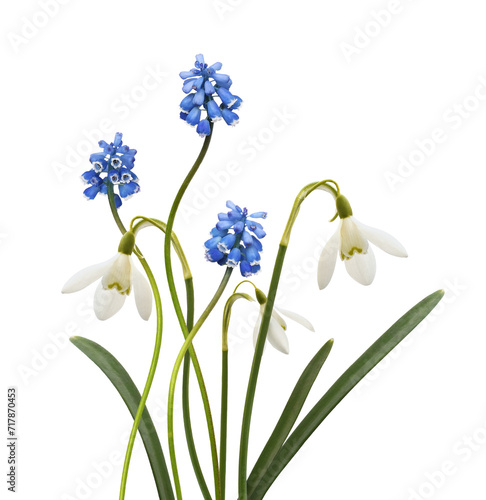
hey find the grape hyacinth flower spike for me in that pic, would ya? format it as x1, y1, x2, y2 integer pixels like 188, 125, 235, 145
179, 53, 242, 136
205, 201, 266, 277
81, 132, 140, 208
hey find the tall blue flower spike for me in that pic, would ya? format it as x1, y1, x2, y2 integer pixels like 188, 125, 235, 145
179, 54, 242, 137
81, 133, 139, 208
205, 201, 267, 277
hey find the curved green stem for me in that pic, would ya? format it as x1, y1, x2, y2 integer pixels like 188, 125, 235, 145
131, 217, 192, 280
220, 291, 254, 500
182, 278, 213, 500
281, 180, 339, 246
238, 180, 339, 500
163, 127, 222, 499
168, 268, 232, 500
164, 126, 213, 334
106, 185, 166, 500
232, 280, 258, 294
131, 216, 212, 498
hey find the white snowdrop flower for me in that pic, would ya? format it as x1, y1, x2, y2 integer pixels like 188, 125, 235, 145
318, 195, 408, 289
62, 232, 152, 321
252, 289, 314, 354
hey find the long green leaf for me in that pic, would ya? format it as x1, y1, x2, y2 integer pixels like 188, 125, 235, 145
247, 339, 334, 497
70, 336, 175, 500
249, 289, 444, 499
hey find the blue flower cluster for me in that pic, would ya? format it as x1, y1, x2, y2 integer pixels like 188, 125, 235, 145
81, 133, 139, 208
205, 201, 267, 277
179, 54, 242, 137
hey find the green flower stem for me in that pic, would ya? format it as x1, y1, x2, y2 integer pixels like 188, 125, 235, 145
281, 180, 339, 246
168, 267, 233, 500
238, 180, 339, 500
131, 216, 212, 498
106, 185, 166, 500
237, 245, 286, 500
164, 126, 213, 334
182, 277, 213, 500
131, 217, 192, 280
164, 127, 222, 498
220, 292, 254, 500
220, 349, 228, 500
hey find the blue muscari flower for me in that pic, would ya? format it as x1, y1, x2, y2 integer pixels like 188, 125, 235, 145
218, 234, 236, 252
204, 201, 267, 277
227, 248, 242, 267
81, 132, 139, 208
179, 54, 242, 137
221, 108, 239, 126
186, 107, 201, 126
196, 119, 211, 137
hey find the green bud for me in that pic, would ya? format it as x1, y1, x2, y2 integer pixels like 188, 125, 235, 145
255, 288, 267, 305
336, 195, 353, 219
118, 231, 136, 255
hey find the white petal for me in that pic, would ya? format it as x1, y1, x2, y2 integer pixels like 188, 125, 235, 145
131, 265, 152, 321
267, 316, 290, 354
344, 247, 376, 286
93, 282, 126, 320
340, 217, 368, 258
271, 309, 287, 330
317, 228, 340, 290
276, 307, 315, 332
353, 219, 408, 257
62, 256, 116, 293
101, 253, 132, 293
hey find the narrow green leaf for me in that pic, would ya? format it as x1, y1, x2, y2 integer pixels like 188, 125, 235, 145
70, 336, 175, 500
249, 289, 444, 499
247, 338, 334, 497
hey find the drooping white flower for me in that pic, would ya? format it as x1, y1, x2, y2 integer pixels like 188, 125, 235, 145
318, 195, 407, 289
62, 232, 152, 321
253, 303, 314, 355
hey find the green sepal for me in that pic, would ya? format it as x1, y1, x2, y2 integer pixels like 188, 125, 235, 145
249, 289, 444, 499
118, 231, 136, 255
70, 336, 175, 500
247, 338, 334, 497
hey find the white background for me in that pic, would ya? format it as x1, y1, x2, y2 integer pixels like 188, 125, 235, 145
2, 1, 485, 499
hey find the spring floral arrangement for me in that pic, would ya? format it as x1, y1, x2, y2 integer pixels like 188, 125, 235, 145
62, 54, 444, 500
